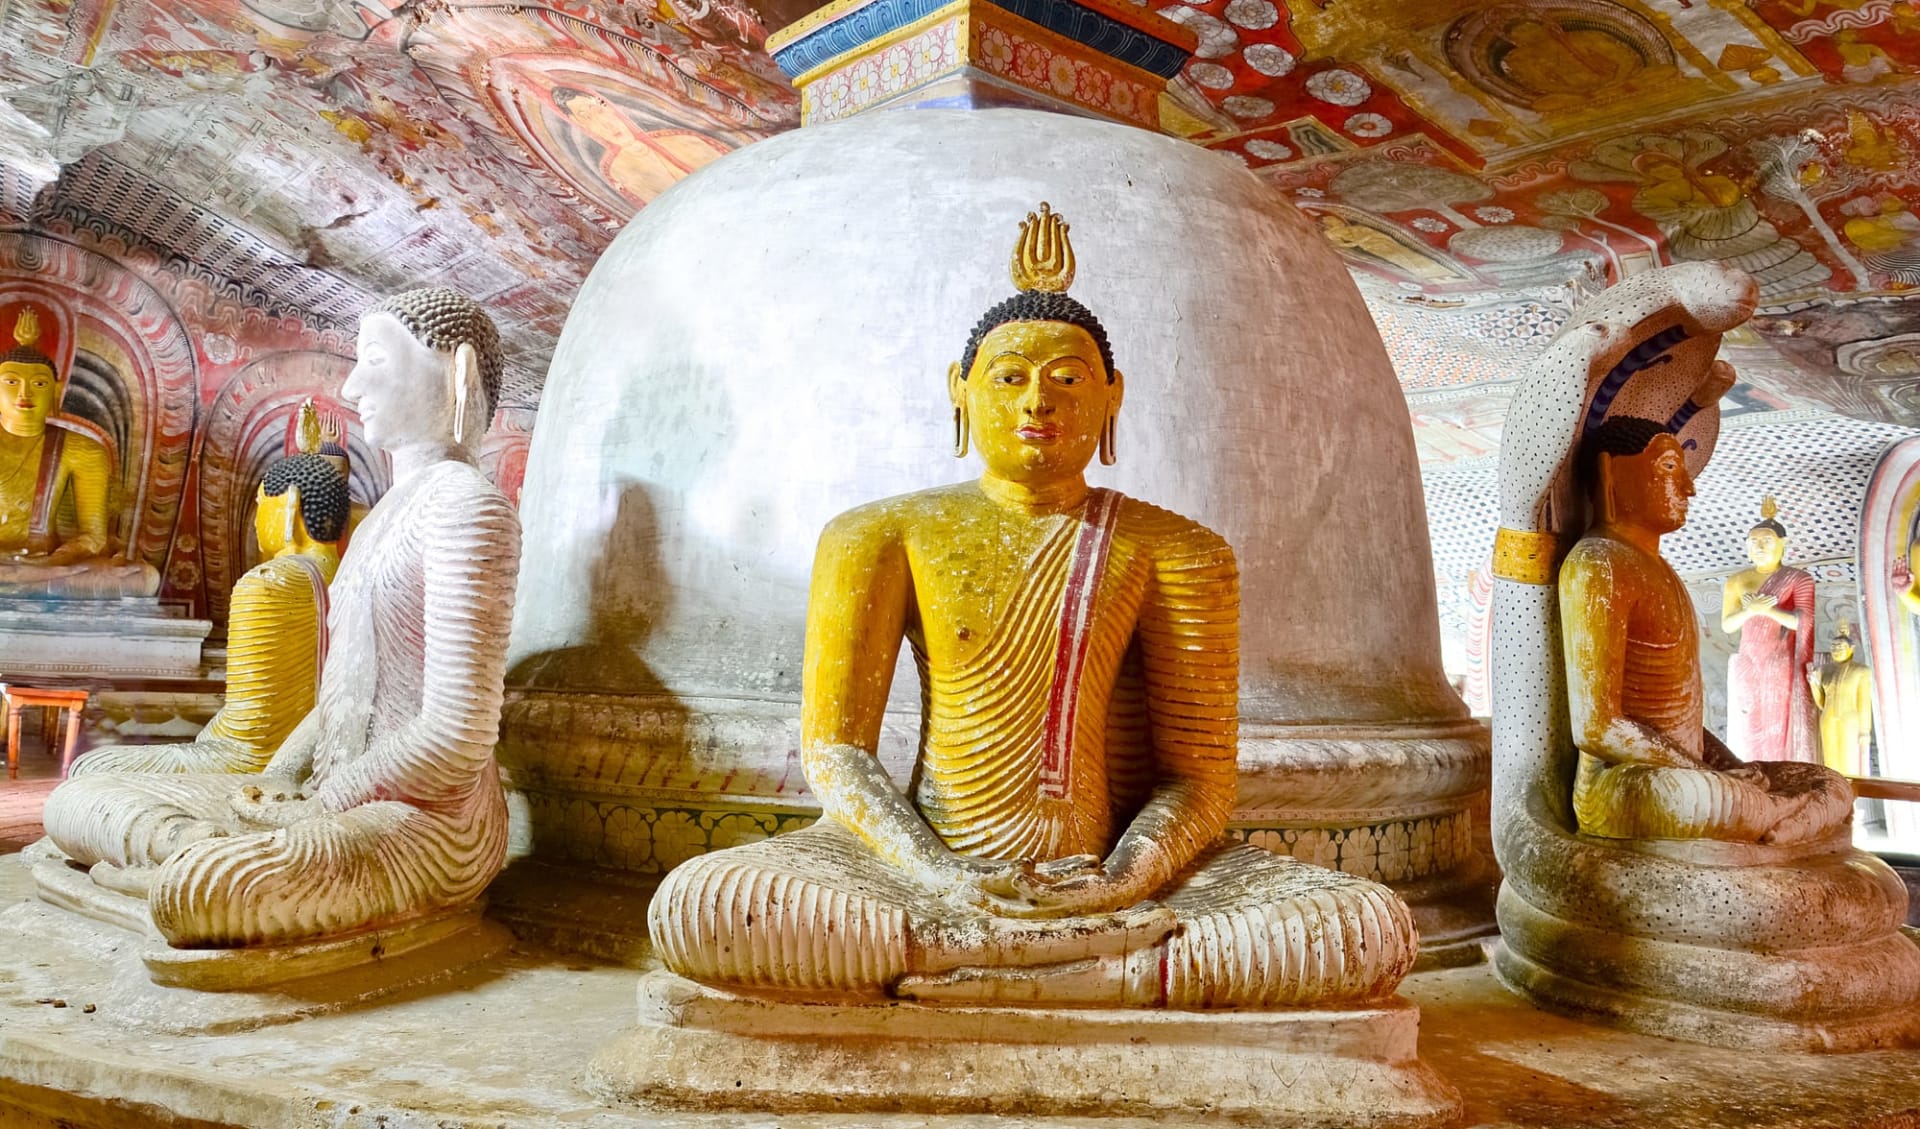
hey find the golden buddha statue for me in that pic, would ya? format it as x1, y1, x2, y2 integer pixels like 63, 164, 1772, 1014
71, 401, 349, 777
648, 205, 1418, 1008
1562, 417, 1852, 844
1808, 623, 1873, 777
0, 305, 157, 598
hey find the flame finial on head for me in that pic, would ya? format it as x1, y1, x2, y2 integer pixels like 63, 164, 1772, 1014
296, 398, 323, 456
12, 307, 40, 349
1010, 203, 1076, 294
1760, 495, 1779, 523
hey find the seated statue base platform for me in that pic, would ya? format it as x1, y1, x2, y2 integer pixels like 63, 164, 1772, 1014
10, 844, 510, 1032
2, 856, 1920, 1128
1493, 819, 1920, 1054
0, 597, 211, 681
587, 971, 1461, 1128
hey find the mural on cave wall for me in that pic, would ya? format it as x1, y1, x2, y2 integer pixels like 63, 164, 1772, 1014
405, 4, 789, 230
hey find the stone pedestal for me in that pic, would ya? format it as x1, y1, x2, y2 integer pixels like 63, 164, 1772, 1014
589, 971, 1461, 1127
0, 597, 210, 681
12, 843, 510, 1031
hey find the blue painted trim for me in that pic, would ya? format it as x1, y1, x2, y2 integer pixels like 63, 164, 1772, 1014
773, 0, 1187, 80
987, 0, 1188, 77
774, 0, 951, 78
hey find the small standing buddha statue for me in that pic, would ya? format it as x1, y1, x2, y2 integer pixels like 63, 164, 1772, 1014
1720, 496, 1818, 763
648, 205, 1418, 1008
0, 306, 157, 598
1808, 622, 1873, 778
70, 400, 350, 777
1564, 419, 1853, 844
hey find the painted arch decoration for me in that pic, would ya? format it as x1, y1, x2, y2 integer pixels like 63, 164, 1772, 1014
0, 232, 198, 578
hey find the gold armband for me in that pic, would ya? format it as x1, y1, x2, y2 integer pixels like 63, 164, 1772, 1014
1493, 527, 1558, 586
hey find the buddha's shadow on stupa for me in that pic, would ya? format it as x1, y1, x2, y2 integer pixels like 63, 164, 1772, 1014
499, 478, 691, 862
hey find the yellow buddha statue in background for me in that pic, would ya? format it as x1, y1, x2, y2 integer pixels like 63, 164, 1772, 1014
0, 306, 157, 598
71, 401, 349, 776
1808, 622, 1873, 777
649, 204, 1418, 1008
1560, 417, 1854, 844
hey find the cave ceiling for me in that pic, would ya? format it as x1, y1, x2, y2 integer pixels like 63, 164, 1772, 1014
0, 0, 1917, 421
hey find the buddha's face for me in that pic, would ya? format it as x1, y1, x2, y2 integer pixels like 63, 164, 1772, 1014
558, 92, 637, 148
254, 484, 297, 558
1832, 639, 1855, 664
344, 312, 452, 451
0, 360, 57, 437
1746, 526, 1786, 570
1604, 432, 1693, 533
953, 320, 1119, 484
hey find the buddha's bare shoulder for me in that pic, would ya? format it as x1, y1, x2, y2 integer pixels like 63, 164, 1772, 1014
819, 483, 980, 542
413, 460, 514, 511
1562, 531, 1645, 570
50, 423, 110, 468
1110, 494, 1234, 566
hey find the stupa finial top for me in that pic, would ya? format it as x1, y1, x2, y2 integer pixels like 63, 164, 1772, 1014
1011, 203, 1075, 294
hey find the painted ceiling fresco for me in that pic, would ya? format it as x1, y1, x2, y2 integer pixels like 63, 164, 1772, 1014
1, 0, 1919, 634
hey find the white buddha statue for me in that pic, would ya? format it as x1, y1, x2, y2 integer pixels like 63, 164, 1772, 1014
39, 288, 521, 953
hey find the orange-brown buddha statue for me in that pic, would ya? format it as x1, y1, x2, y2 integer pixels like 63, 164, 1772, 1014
1562, 417, 1851, 844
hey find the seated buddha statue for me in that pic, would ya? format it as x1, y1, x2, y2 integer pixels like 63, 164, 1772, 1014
649, 205, 1418, 1008
39, 288, 520, 953
71, 401, 349, 777
1491, 261, 1920, 1051
1561, 417, 1852, 845
0, 306, 158, 598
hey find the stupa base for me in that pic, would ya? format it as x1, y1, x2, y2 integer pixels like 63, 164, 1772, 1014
498, 692, 1499, 965
588, 971, 1461, 1128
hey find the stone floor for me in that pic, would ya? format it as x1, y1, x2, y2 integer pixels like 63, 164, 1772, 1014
1, 739, 62, 852
0, 850, 1916, 1128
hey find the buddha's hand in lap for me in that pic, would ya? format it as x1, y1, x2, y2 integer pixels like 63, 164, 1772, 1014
229, 783, 321, 829
1722, 764, 1771, 789
961, 854, 1155, 920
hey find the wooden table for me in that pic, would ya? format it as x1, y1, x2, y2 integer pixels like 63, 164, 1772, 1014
3, 684, 90, 780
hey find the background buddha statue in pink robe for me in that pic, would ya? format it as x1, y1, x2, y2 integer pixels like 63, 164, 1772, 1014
1720, 499, 1818, 764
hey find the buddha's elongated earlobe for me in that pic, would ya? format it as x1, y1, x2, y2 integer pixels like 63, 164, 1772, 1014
453, 342, 477, 445
1100, 370, 1123, 466
283, 484, 302, 553
948, 360, 968, 459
